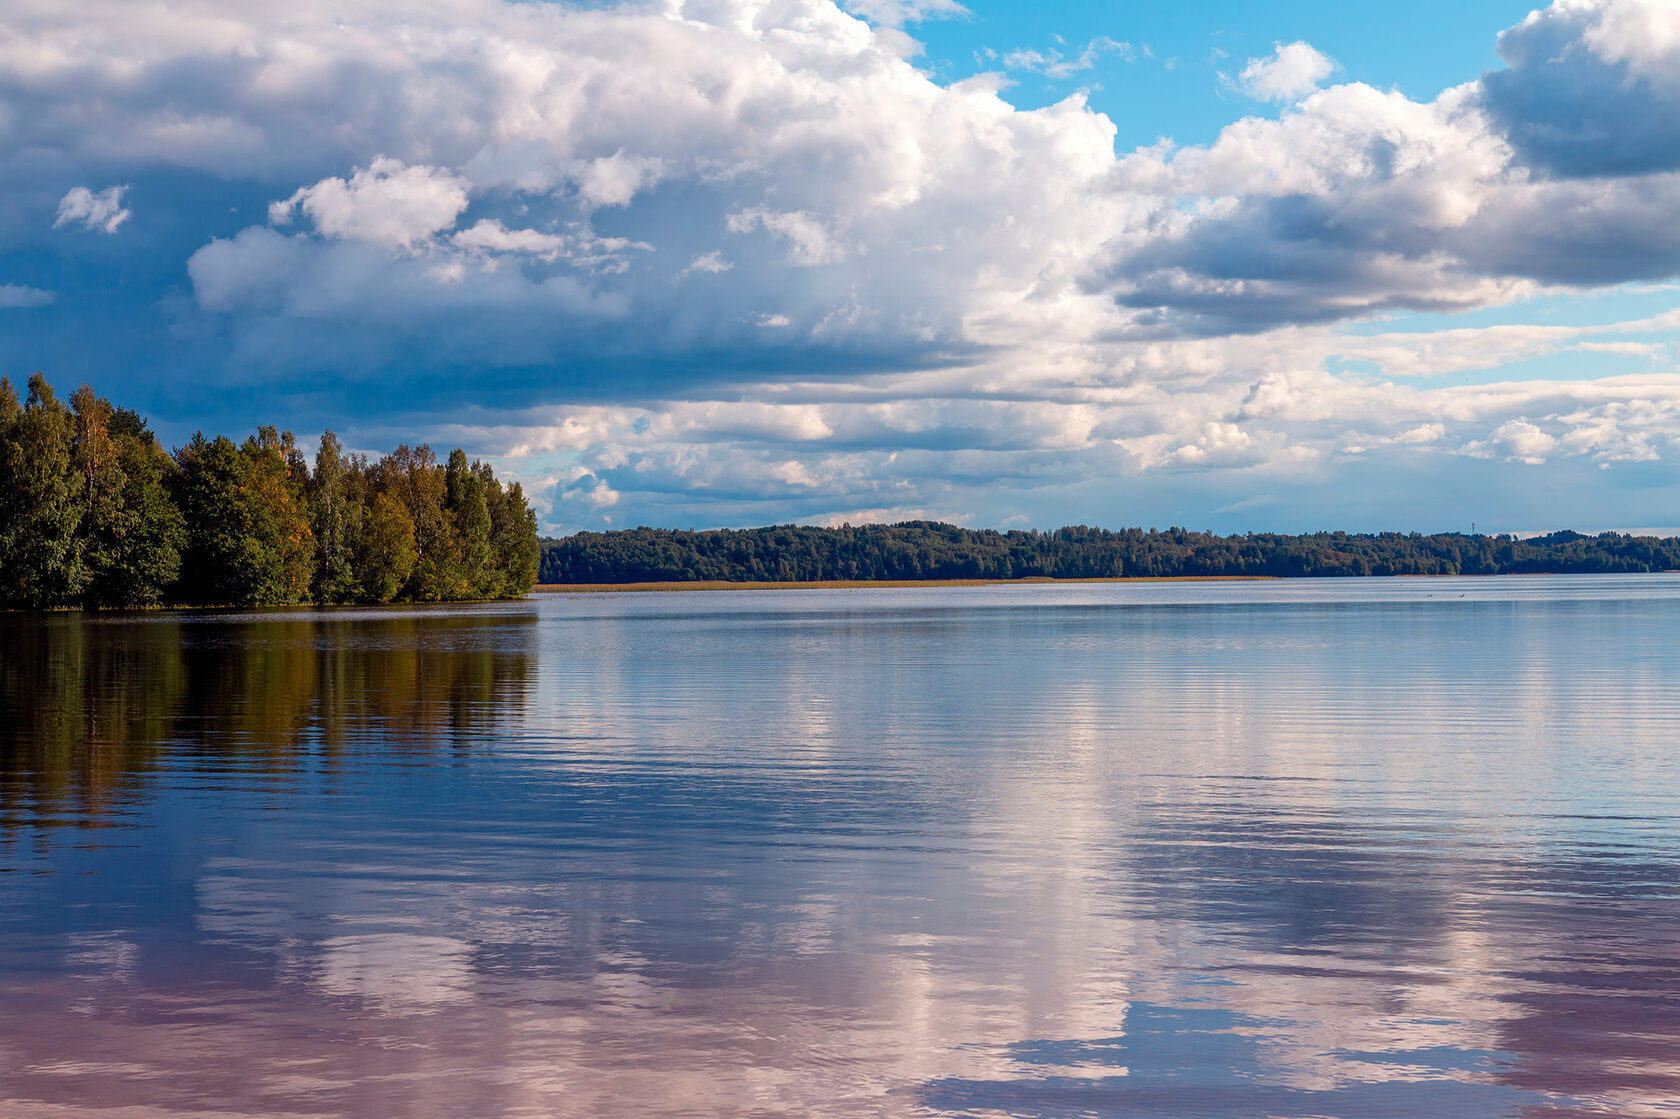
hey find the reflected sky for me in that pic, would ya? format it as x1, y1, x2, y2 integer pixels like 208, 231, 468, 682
3, 578, 1680, 1117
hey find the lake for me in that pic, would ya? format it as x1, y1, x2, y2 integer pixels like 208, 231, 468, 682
3, 576, 1680, 1117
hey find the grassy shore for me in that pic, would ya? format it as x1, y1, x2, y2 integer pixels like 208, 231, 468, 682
533, 575, 1275, 593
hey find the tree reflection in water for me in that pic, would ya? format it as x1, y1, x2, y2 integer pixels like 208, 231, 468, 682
0, 606, 538, 829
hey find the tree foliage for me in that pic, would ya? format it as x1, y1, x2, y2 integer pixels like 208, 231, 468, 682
540, 522, 1680, 584
74, 388, 185, 608
0, 375, 539, 609
0, 375, 88, 608
172, 429, 315, 606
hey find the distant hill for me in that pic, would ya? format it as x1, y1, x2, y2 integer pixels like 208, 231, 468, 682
538, 522, 1680, 584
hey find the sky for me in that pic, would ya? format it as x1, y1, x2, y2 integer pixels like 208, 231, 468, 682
4, 0, 1680, 536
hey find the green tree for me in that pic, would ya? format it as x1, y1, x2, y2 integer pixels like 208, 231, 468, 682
172, 433, 255, 604
483, 465, 539, 597
310, 430, 357, 603
0, 374, 88, 607
104, 412, 185, 607
446, 448, 494, 597
380, 443, 456, 601
73, 386, 184, 608
243, 427, 316, 603
172, 429, 315, 606
0, 376, 20, 599
355, 490, 418, 603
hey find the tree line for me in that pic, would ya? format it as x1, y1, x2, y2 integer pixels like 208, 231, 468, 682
541, 521, 1680, 583
0, 374, 539, 609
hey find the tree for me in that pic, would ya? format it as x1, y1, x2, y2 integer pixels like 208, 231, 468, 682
104, 416, 185, 607
355, 490, 417, 603
0, 376, 20, 599
446, 448, 494, 597
172, 429, 314, 606
172, 433, 255, 604
485, 468, 539, 597
73, 386, 183, 608
242, 427, 316, 603
380, 443, 456, 601
310, 430, 357, 603
0, 374, 88, 607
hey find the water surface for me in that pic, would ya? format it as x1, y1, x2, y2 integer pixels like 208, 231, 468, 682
4, 577, 1680, 1117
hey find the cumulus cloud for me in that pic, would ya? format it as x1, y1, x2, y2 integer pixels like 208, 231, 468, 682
1392, 422, 1446, 445
0, 284, 54, 308
575, 151, 665, 209
85, 0, 1129, 384
683, 251, 734, 276
53, 186, 130, 234
1100, 58, 1680, 330
1463, 419, 1559, 464
1236, 41, 1335, 102
269, 159, 469, 250
1100, 80, 1511, 329
1482, 0, 1680, 177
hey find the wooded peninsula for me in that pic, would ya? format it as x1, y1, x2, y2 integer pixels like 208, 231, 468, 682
0, 375, 538, 609
541, 522, 1680, 584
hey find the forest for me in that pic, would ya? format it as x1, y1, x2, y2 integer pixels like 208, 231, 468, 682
541, 521, 1680, 583
0, 374, 539, 609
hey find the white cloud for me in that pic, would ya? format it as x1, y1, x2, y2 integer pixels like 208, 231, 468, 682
450, 220, 649, 270
1159, 421, 1260, 469
1463, 419, 1559, 464
53, 185, 130, 234
683, 251, 733, 276
1235, 41, 1335, 102
726, 208, 846, 267
840, 0, 968, 28
1392, 422, 1446, 445
800, 505, 941, 526
583, 481, 620, 508
1004, 37, 1134, 79
0, 283, 53, 308
576, 150, 664, 209
452, 220, 571, 261
270, 159, 469, 249
556, 472, 622, 513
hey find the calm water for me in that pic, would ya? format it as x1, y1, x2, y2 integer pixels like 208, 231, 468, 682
3, 577, 1680, 1118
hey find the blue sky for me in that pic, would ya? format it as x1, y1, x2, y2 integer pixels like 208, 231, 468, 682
914, 1, 1536, 146
3, 0, 1680, 535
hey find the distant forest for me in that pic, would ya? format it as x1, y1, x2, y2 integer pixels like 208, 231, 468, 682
0, 374, 538, 609
540, 522, 1680, 584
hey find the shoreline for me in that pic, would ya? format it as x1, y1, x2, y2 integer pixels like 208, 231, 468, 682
533, 575, 1277, 593
532, 570, 1680, 593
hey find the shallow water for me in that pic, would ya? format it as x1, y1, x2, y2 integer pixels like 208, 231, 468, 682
3, 576, 1680, 1117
